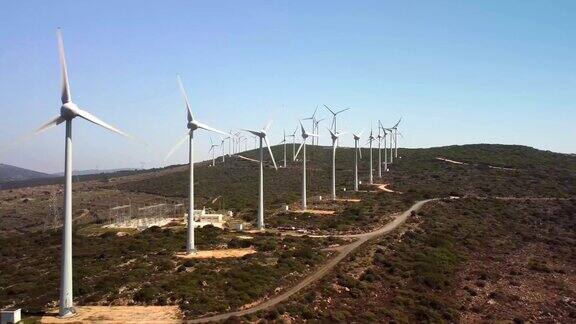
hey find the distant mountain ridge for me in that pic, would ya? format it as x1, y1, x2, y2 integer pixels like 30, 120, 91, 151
51, 168, 136, 177
0, 164, 52, 183
0, 164, 137, 184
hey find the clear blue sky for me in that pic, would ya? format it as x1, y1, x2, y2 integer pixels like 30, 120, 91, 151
1, 0, 574, 173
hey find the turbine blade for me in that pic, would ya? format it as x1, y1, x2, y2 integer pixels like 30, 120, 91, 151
195, 121, 228, 136
57, 28, 71, 104
308, 133, 319, 137
241, 128, 263, 137
76, 109, 133, 139
35, 115, 66, 136
164, 132, 189, 161
264, 120, 273, 132
323, 104, 336, 115
336, 107, 350, 115
263, 137, 278, 170
177, 75, 194, 122
359, 146, 363, 159
294, 141, 305, 160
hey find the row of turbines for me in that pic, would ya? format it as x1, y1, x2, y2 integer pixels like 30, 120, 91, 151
25, 30, 402, 318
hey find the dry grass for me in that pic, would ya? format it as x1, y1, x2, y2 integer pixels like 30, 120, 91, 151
176, 247, 257, 259
38, 306, 182, 323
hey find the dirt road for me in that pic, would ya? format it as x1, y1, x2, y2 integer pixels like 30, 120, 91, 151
189, 199, 436, 323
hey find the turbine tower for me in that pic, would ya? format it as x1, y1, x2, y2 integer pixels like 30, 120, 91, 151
31, 29, 134, 318
313, 118, 324, 145
165, 76, 227, 255
328, 128, 346, 200
294, 121, 318, 210
352, 131, 363, 191
323, 105, 350, 132
242, 121, 278, 230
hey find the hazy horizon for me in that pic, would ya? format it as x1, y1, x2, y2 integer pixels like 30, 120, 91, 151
2, 1, 575, 173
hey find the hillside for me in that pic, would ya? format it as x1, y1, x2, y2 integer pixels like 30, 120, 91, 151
0, 144, 575, 322
0, 163, 52, 183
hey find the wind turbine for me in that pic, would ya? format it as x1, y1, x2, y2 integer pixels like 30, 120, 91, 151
30, 29, 135, 318
302, 106, 318, 144
219, 137, 228, 163
352, 131, 363, 191
392, 118, 402, 159
242, 121, 278, 229
313, 118, 324, 145
164, 75, 227, 255
294, 121, 319, 210
279, 129, 288, 168
376, 123, 383, 179
328, 128, 346, 200
288, 127, 298, 160
367, 126, 375, 184
323, 105, 350, 132
208, 138, 219, 166
379, 121, 389, 172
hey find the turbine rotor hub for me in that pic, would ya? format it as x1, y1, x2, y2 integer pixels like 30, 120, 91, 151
60, 102, 79, 120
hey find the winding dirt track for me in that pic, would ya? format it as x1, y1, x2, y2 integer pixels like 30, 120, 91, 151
189, 199, 436, 323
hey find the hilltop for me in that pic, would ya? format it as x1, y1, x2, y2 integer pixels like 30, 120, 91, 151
0, 163, 52, 183
0, 144, 575, 322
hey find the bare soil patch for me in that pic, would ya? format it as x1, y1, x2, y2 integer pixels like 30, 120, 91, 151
176, 247, 257, 259
38, 306, 182, 323
292, 209, 336, 215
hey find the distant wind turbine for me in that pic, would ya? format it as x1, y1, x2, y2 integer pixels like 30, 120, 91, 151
279, 129, 288, 168
164, 76, 227, 255
328, 128, 346, 200
288, 127, 298, 160
367, 126, 375, 184
242, 121, 278, 229
30, 29, 135, 318
352, 131, 363, 191
294, 120, 319, 210
323, 105, 350, 132
208, 138, 219, 166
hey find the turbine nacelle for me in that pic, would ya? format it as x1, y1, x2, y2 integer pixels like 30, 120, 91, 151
60, 102, 80, 120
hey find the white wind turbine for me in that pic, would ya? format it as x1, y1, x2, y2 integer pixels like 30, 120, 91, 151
219, 137, 228, 163
379, 121, 389, 172
208, 138, 219, 166
391, 118, 402, 159
288, 127, 298, 160
242, 121, 278, 229
376, 123, 383, 179
294, 121, 319, 210
30, 29, 135, 318
352, 131, 363, 191
279, 129, 288, 168
164, 75, 227, 255
328, 128, 346, 200
367, 126, 375, 184
323, 105, 350, 132
313, 118, 324, 145
302, 106, 318, 145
